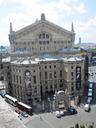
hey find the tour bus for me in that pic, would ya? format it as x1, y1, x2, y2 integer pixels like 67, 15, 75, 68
5, 94, 18, 106
17, 102, 32, 115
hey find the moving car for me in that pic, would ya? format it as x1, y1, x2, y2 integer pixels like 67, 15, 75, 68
55, 111, 61, 118
68, 106, 77, 115
84, 104, 90, 112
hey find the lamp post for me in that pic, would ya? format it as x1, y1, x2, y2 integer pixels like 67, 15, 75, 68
48, 97, 51, 112
53, 96, 56, 111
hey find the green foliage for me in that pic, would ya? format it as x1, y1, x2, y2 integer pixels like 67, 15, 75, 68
75, 123, 79, 128
80, 125, 85, 128
88, 125, 93, 128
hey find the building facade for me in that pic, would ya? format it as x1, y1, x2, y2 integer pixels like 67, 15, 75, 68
2, 14, 87, 105
3, 55, 85, 105
9, 13, 75, 54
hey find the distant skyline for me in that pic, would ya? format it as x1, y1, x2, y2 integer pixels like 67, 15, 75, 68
0, 0, 96, 46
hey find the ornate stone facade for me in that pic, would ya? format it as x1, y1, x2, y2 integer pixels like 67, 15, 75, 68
9, 14, 75, 54
2, 14, 86, 105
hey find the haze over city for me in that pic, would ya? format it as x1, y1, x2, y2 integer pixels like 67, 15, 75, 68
0, 0, 96, 46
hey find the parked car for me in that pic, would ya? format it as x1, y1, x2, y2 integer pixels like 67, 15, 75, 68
68, 106, 77, 115
21, 111, 28, 118
88, 91, 92, 97
87, 97, 92, 104
0, 90, 6, 98
89, 83, 93, 89
88, 88, 92, 92
55, 111, 61, 118
84, 104, 90, 112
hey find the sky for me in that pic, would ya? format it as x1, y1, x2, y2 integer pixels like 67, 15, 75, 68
0, 0, 96, 46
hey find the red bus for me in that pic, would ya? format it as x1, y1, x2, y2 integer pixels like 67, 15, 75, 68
17, 102, 32, 115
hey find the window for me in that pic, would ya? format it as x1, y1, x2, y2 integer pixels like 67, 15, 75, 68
71, 66, 74, 69
54, 84, 57, 89
43, 41, 45, 44
60, 80, 62, 82
16, 75, 18, 83
71, 72, 74, 76
49, 72, 52, 78
43, 33, 45, 38
54, 71, 56, 78
14, 75, 15, 82
60, 84, 63, 88
34, 87, 37, 94
33, 76, 36, 84
49, 65, 51, 68
45, 81, 47, 84
45, 72, 47, 79
39, 34, 41, 39
20, 76, 22, 84
45, 66, 47, 69
39, 33, 49, 39
45, 86, 48, 90
40, 72, 41, 80
54, 65, 56, 68
50, 85, 52, 89
72, 83, 74, 85
60, 70, 62, 77
0, 76, 4, 80
39, 41, 42, 44
1, 64, 3, 69
46, 34, 49, 38
71, 86, 74, 91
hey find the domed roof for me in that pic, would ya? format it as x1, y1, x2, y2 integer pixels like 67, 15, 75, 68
0, 46, 8, 54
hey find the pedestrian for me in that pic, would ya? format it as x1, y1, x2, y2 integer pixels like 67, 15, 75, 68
40, 116, 42, 120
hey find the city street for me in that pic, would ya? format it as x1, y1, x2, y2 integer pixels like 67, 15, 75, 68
24, 105, 96, 128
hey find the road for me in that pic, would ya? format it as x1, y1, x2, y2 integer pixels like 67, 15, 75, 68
24, 105, 96, 128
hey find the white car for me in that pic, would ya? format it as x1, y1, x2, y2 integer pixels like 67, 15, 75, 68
87, 97, 91, 104
84, 104, 90, 112
55, 111, 61, 118
88, 88, 92, 92
88, 91, 92, 97
60, 110, 64, 116
89, 83, 93, 89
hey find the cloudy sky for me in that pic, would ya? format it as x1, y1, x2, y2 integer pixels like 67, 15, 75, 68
0, 0, 96, 46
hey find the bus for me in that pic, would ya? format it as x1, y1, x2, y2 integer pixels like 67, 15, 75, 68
5, 94, 18, 106
17, 102, 32, 115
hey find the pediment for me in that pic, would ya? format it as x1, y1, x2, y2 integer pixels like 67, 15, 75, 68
14, 19, 72, 41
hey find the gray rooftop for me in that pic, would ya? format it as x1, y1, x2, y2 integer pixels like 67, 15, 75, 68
0, 96, 26, 128
2, 55, 84, 65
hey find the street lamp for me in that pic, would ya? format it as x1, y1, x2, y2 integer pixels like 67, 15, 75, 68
53, 96, 56, 111
48, 97, 51, 112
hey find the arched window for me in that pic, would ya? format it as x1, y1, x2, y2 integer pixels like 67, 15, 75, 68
38, 33, 50, 39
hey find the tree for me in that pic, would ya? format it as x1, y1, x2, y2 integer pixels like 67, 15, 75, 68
89, 125, 93, 128
75, 123, 79, 128
80, 125, 85, 128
